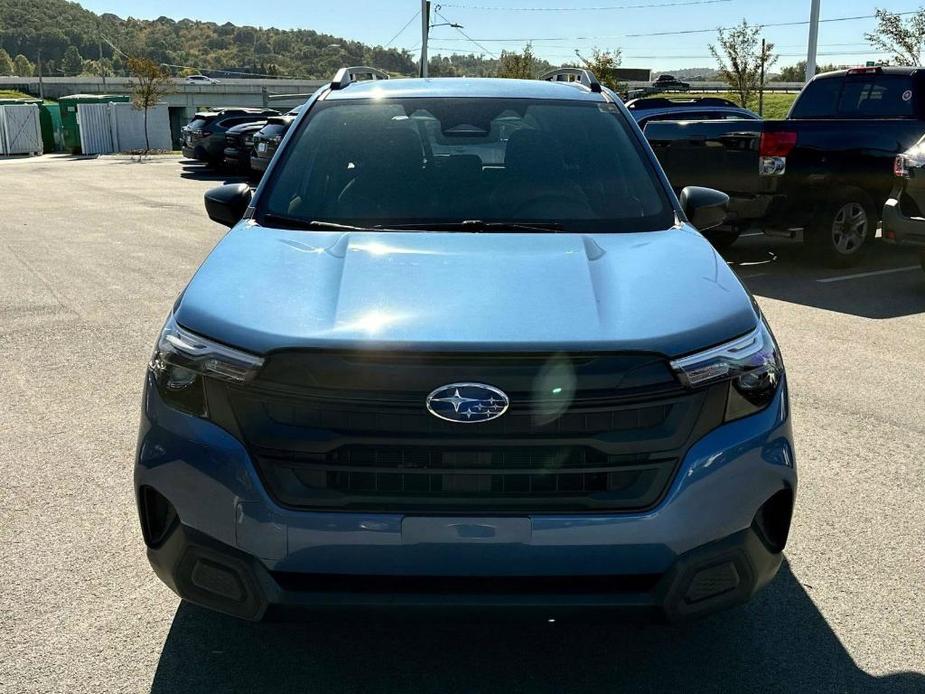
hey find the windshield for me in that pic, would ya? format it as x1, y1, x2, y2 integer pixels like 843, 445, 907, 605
258, 97, 674, 233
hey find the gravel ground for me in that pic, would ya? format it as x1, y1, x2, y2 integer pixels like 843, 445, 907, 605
1, 155, 923, 693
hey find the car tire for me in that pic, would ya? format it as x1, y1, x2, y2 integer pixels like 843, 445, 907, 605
806, 188, 877, 268
703, 227, 741, 252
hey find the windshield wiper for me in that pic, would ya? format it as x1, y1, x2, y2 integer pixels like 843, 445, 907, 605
376, 220, 565, 232
262, 215, 564, 233
261, 214, 380, 231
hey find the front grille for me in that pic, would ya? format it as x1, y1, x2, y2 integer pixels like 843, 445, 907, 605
225, 133, 241, 147
210, 350, 726, 514
253, 446, 677, 512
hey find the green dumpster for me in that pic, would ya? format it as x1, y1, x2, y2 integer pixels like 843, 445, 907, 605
57, 94, 130, 154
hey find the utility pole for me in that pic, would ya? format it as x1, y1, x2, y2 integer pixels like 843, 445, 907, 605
99, 37, 106, 88
420, 0, 430, 78
805, 0, 821, 83
759, 38, 766, 117
37, 47, 44, 101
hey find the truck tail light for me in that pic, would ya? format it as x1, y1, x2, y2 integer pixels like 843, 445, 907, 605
758, 131, 797, 177
759, 131, 798, 157
895, 148, 925, 178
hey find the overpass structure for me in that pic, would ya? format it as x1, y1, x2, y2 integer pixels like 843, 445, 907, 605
1, 76, 325, 109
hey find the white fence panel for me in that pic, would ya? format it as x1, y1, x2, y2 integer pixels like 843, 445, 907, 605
0, 104, 42, 155
77, 103, 114, 154
110, 103, 171, 152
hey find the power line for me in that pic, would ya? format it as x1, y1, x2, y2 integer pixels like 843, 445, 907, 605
624, 10, 919, 37
384, 9, 421, 47
418, 9, 919, 42
439, 0, 730, 10
433, 7, 499, 57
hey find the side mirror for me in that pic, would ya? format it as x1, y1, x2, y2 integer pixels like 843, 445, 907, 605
204, 183, 252, 228
679, 186, 729, 231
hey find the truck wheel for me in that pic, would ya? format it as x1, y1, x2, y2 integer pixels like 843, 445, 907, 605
703, 228, 741, 252
807, 189, 876, 268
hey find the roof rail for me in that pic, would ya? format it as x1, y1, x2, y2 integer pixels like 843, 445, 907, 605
330, 66, 390, 90
540, 68, 602, 93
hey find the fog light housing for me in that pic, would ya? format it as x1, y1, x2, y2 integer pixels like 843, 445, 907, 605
138, 486, 178, 548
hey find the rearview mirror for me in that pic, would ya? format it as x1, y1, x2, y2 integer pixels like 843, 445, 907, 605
204, 183, 252, 228
679, 186, 729, 231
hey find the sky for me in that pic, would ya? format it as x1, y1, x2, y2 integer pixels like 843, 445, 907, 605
76, 0, 915, 71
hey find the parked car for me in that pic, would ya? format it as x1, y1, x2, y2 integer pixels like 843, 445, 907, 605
652, 74, 691, 92
645, 67, 925, 265
181, 108, 278, 165
882, 136, 925, 271
250, 106, 303, 174
137, 66, 794, 623
186, 74, 220, 85
626, 96, 760, 129
223, 120, 269, 171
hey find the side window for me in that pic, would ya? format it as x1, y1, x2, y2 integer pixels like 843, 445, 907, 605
789, 78, 842, 118
838, 76, 915, 118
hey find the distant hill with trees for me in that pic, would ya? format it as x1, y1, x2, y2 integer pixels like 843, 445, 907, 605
0, 0, 413, 78
0, 0, 562, 80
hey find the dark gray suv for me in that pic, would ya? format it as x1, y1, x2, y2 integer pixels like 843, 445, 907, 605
181, 108, 278, 164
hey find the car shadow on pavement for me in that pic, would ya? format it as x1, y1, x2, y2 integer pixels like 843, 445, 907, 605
149, 560, 923, 694
179, 159, 253, 185
722, 237, 925, 320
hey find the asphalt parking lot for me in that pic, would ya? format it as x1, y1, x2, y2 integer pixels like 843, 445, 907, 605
1, 155, 923, 693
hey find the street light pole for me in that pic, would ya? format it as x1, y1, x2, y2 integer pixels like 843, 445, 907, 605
420, 0, 430, 78
805, 0, 821, 83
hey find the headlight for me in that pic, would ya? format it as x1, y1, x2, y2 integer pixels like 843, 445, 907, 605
670, 320, 783, 421
149, 313, 264, 416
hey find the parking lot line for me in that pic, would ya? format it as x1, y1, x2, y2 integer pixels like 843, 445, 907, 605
816, 266, 921, 284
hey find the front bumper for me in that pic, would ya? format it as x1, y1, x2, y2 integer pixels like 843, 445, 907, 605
250, 154, 270, 172
147, 519, 783, 622
135, 376, 796, 622
223, 147, 250, 169
882, 196, 925, 248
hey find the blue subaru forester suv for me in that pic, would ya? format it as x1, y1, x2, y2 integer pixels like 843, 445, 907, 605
136, 67, 795, 622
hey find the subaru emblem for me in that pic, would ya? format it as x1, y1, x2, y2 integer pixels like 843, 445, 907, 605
426, 383, 510, 423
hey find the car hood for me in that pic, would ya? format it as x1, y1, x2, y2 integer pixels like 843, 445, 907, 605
175, 222, 757, 357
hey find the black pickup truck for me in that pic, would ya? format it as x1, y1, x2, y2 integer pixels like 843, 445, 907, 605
645, 67, 925, 265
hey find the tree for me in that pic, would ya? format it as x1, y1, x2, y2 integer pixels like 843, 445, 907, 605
61, 45, 83, 75
574, 47, 625, 93
128, 56, 170, 157
0, 49, 12, 76
775, 60, 839, 82
497, 43, 538, 79
865, 9, 925, 66
710, 20, 777, 108
13, 54, 34, 77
